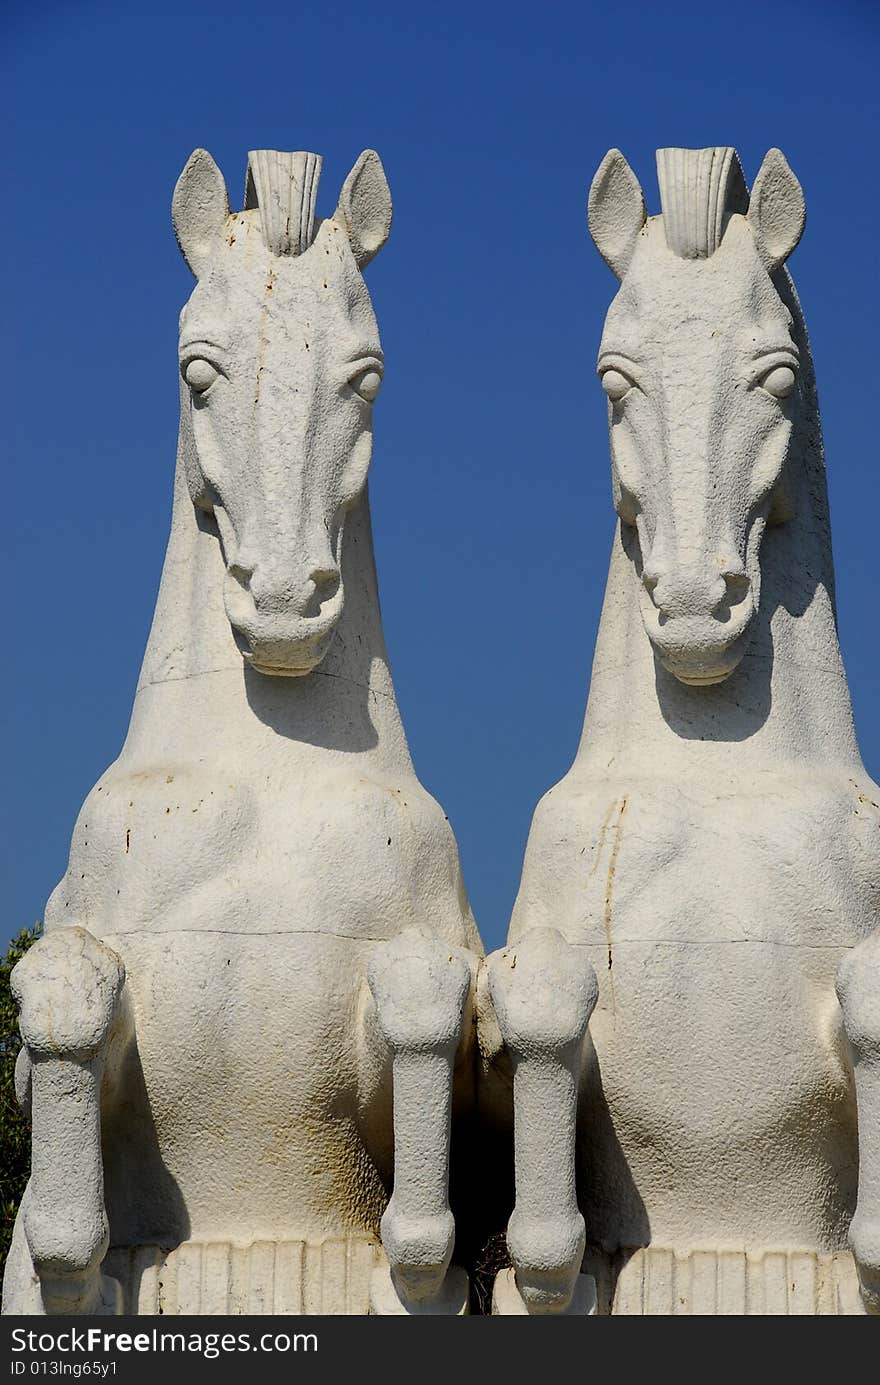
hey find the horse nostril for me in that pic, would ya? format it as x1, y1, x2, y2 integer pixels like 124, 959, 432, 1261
237, 561, 341, 619
722, 571, 750, 607
706, 571, 751, 621
309, 567, 341, 601
644, 570, 674, 617
646, 565, 750, 621
642, 571, 663, 613
228, 562, 253, 592
291, 567, 340, 620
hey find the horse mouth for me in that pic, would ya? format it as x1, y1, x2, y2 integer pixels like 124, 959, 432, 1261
637, 574, 756, 687
245, 650, 330, 678
230, 614, 341, 678
650, 626, 751, 686
643, 602, 754, 684
665, 664, 739, 687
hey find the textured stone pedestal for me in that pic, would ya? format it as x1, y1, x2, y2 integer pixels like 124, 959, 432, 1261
491, 1269, 597, 1315
106, 1237, 382, 1316
491, 1247, 864, 1315
586, 1246, 866, 1316
369, 1263, 469, 1315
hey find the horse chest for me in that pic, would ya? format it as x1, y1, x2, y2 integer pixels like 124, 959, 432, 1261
514, 773, 873, 1201
559, 774, 877, 951
55, 763, 441, 942
100, 926, 385, 1244
535, 775, 873, 1249
570, 779, 869, 1064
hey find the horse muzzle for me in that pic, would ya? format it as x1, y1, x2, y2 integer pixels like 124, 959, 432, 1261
638, 558, 757, 685
223, 572, 345, 677
645, 611, 755, 685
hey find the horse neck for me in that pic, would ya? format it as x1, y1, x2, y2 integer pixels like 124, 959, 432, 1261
120, 455, 414, 778
576, 292, 864, 786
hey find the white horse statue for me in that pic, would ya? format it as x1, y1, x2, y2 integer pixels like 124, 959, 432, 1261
3, 147, 481, 1317
484, 146, 880, 1315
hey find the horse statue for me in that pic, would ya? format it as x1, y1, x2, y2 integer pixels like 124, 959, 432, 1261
3, 146, 482, 1317
483, 146, 880, 1315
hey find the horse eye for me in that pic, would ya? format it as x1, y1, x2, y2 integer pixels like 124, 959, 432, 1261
351, 368, 382, 403
760, 364, 796, 400
600, 368, 634, 402
183, 358, 220, 393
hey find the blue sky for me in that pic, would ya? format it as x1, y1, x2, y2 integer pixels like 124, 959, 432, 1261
3, 0, 878, 953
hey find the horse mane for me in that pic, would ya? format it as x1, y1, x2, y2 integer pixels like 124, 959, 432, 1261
244, 149, 322, 256
656, 147, 750, 259
772, 265, 837, 615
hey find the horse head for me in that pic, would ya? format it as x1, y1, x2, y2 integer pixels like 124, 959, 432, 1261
171, 146, 391, 676
588, 145, 805, 686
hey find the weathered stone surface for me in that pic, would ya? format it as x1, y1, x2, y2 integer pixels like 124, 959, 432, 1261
2, 147, 480, 1316
486, 147, 879, 1314
6, 139, 876, 1321
837, 930, 880, 1311
487, 930, 597, 1311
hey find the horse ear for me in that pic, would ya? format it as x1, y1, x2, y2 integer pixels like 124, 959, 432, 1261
172, 149, 229, 279
588, 149, 647, 280
335, 150, 392, 270
748, 149, 805, 272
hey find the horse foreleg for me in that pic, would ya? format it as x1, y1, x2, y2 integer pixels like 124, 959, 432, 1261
9, 927, 125, 1316
837, 931, 880, 1314
487, 928, 598, 1314
365, 929, 474, 1314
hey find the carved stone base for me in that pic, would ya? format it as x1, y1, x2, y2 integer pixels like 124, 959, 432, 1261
40, 1271, 122, 1317
10, 1232, 866, 1316
583, 1245, 866, 1315
369, 1263, 469, 1315
104, 1236, 382, 1315
491, 1268, 597, 1315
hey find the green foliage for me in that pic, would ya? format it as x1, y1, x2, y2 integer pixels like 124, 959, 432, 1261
0, 924, 40, 1273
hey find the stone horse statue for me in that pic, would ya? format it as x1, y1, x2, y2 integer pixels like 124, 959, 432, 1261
3, 147, 482, 1317
484, 146, 880, 1315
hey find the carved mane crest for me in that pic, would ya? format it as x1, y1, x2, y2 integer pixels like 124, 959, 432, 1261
244, 149, 322, 256
656, 147, 749, 259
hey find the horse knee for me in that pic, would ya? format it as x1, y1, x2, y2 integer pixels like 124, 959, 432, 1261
12, 927, 125, 1060
837, 932, 880, 1060
10, 927, 125, 1313
487, 928, 597, 1062
367, 930, 473, 1312
14, 1047, 32, 1116
837, 932, 880, 1314
487, 929, 597, 1314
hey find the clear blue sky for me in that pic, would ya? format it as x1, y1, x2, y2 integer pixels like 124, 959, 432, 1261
3, 0, 878, 953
